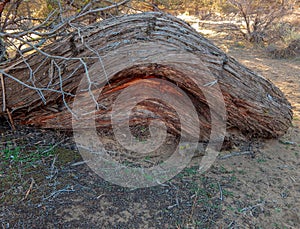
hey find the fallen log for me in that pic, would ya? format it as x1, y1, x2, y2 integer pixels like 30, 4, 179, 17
0, 12, 293, 144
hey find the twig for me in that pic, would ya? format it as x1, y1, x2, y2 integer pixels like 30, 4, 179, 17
167, 203, 178, 209
46, 155, 58, 180
19, 38, 47, 55
70, 161, 87, 167
167, 188, 180, 209
188, 193, 198, 222
279, 139, 297, 145
218, 182, 223, 201
43, 186, 75, 201
96, 194, 105, 199
203, 79, 218, 87
23, 178, 35, 200
41, 139, 65, 154
0, 70, 74, 96
0, 73, 5, 112
227, 221, 235, 228
0, 0, 131, 121
50, 155, 57, 171
240, 201, 265, 212
76, 0, 131, 19
175, 194, 180, 207
290, 176, 296, 182
219, 151, 253, 160
6, 108, 16, 131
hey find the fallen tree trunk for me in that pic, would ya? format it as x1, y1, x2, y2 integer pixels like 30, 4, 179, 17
0, 12, 293, 142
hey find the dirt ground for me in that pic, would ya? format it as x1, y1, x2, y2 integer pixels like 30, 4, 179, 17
1, 22, 300, 228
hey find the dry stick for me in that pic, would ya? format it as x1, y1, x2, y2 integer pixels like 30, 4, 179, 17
219, 151, 253, 160
0, 73, 6, 112
188, 193, 198, 223
43, 186, 75, 201
240, 201, 265, 212
1, 73, 16, 130
218, 182, 223, 201
70, 161, 87, 167
227, 221, 235, 228
23, 178, 35, 200
6, 108, 16, 130
96, 194, 105, 199
0, 1, 129, 121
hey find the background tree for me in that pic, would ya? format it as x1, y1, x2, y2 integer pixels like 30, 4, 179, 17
228, 0, 295, 42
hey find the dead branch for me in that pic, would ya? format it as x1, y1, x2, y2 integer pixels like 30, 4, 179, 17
0, 12, 293, 142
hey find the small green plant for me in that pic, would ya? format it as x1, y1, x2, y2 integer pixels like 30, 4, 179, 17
272, 222, 288, 229
209, 183, 218, 190
227, 206, 235, 212
3, 146, 22, 162
144, 173, 154, 182
183, 166, 198, 176
275, 208, 281, 213
238, 169, 247, 175
1, 143, 55, 165
230, 175, 237, 182
256, 158, 267, 163
219, 166, 227, 173
219, 166, 234, 174
196, 187, 212, 199
144, 156, 151, 161
222, 189, 234, 197
122, 160, 135, 167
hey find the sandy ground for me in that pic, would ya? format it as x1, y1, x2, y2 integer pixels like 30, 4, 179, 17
215, 44, 300, 228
